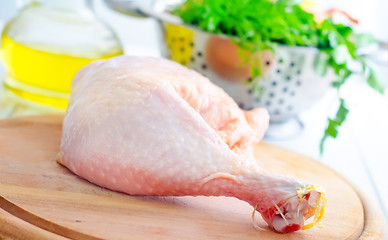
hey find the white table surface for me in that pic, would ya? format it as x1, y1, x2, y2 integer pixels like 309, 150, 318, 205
0, 0, 387, 229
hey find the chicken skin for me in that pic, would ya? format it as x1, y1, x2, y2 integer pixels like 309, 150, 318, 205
58, 56, 326, 233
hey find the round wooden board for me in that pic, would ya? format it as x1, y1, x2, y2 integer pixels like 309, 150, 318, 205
0, 115, 385, 240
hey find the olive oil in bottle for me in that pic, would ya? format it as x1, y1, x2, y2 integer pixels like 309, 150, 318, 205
0, 0, 123, 111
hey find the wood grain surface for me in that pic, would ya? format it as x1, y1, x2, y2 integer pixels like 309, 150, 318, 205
0, 115, 386, 239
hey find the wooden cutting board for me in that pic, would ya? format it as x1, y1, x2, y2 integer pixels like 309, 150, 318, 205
0, 115, 386, 240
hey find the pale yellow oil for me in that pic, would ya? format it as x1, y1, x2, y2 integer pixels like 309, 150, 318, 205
1, 34, 123, 109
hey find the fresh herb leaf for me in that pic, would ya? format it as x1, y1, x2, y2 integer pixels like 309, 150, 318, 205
355, 33, 378, 48
332, 44, 352, 65
359, 57, 385, 94
332, 69, 352, 88
367, 67, 385, 94
320, 98, 349, 154
313, 51, 329, 77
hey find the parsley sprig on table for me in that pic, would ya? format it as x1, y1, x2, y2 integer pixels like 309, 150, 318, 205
172, 0, 384, 153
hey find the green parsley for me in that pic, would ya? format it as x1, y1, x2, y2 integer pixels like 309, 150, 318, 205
320, 98, 349, 154
172, 0, 384, 152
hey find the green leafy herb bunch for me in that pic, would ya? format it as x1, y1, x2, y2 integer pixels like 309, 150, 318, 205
172, 0, 384, 152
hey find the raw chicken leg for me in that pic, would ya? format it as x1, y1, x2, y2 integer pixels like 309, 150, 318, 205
58, 56, 326, 233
